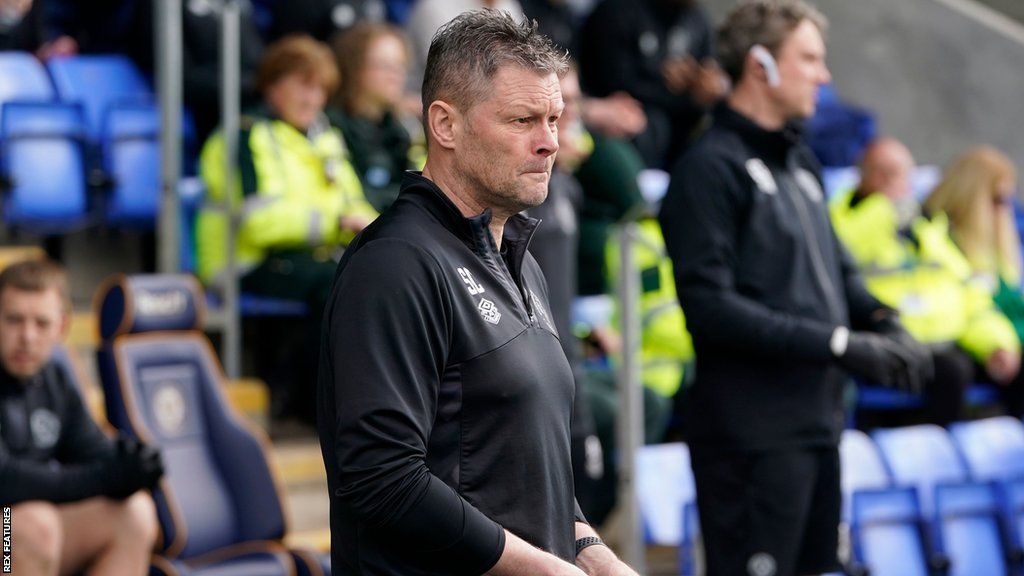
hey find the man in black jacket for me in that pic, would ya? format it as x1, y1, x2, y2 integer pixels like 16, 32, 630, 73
658, 1, 930, 575
0, 260, 163, 576
317, 10, 637, 576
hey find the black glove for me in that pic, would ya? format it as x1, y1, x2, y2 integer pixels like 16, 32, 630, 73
102, 436, 165, 499
872, 314, 935, 388
836, 330, 924, 393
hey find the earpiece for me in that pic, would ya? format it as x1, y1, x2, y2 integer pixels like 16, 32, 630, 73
749, 44, 780, 87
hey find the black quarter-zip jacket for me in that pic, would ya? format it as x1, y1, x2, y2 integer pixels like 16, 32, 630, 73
317, 172, 582, 575
658, 104, 884, 453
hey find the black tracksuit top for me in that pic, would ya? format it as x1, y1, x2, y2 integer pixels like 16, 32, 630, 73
0, 362, 115, 506
317, 172, 582, 575
658, 104, 882, 453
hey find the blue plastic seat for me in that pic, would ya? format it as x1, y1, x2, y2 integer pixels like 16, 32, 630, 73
102, 102, 161, 228
94, 275, 327, 576
635, 443, 698, 575
0, 51, 54, 125
840, 429, 891, 522
47, 54, 153, 144
950, 417, 1024, 558
872, 425, 969, 516
850, 487, 931, 576
0, 101, 91, 232
934, 482, 1010, 576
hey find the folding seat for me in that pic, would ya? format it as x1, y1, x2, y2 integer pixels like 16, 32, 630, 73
102, 102, 161, 228
950, 417, 1024, 564
635, 442, 698, 575
0, 101, 92, 233
47, 54, 153, 144
934, 482, 1011, 576
94, 274, 328, 576
839, 429, 891, 521
0, 51, 55, 120
872, 424, 969, 515
849, 487, 932, 576
873, 424, 1011, 574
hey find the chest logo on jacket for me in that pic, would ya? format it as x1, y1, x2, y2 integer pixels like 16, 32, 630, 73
457, 267, 485, 296
30, 408, 60, 450
745, 158, 778, 195
478, 298, 502, 325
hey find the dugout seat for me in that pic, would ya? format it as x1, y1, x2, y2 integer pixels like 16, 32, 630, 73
94, 274, 327, 576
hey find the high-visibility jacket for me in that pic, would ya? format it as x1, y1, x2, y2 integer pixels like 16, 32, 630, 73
197, 113, 377, 283
606, 218, 695, 397
830, 190, 1018, 361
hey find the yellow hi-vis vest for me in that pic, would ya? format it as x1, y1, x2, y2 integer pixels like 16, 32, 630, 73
606, 218, 695, 398
830, 190, 1019, 362
197, 115, 378, 283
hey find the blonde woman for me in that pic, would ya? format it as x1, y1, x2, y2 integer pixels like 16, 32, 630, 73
925, 145, 1024, 413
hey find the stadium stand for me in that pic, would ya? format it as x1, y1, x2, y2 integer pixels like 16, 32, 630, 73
94, 274, 329, 575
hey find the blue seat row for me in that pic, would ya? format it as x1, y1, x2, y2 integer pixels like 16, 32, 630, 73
638, 420, 1024, 575
0, 51, 186, 234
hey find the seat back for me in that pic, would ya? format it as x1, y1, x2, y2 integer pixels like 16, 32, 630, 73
934, 482, 1008, 576
0, 101, 90, 231
840, 429, 891, 521
635, 443, 698, 573
47, 54, 153, 143
95, 275, 288, 560
851, 487, 930, 576
0, 52, 54, 124
872, 425, 968, 515
103, 103, 161, 227
950, 417, 1024, 482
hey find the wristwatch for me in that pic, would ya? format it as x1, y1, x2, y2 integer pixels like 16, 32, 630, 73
575, 536, 605, 557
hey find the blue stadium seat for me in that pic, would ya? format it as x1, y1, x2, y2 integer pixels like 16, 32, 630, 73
102, 102, 161, 228
872, 425, 969, 515
850, 487, 931, 576
950, 417, 1024, 560
635, 443, 698, 575
0, 51, 55, 124
934, 482, 1010, 576
94, 275, 327, 576
0, 101, 92, 233
840, 429, 891, 522
46, 54, 153, 143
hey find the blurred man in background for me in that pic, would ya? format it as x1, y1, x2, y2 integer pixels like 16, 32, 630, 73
0, 260, 163, 576
659, 2, 930, 574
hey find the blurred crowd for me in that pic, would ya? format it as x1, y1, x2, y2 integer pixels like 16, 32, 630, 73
3, 0, 1024, 532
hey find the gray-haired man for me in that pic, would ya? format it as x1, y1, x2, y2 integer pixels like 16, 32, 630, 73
317, 10, 638, 576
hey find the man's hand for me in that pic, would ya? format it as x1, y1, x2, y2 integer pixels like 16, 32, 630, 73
485, 530, 586, 576
339, 214, 372, 233
102, 436, 165, 499
987, 349, 1022, 384
574, 523, 639, 576
834, 329, 925, 393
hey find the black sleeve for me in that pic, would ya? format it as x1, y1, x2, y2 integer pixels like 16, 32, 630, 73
0, 452, 111, 507
327, 239, 505, 574
659, 154, 836, 361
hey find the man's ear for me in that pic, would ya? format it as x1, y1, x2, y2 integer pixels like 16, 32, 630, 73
427, 100, 460, 151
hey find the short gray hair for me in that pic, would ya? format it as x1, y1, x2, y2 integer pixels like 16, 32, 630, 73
717, 0, 828, 83
421, 9, 568, 120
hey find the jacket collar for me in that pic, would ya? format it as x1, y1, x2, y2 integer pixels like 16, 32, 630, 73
398, 171, 540, 263
713, 102, 804, 165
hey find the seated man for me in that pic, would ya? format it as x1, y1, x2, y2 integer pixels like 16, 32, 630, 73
831, 137, 1021, 424
0, 260, 163, 575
